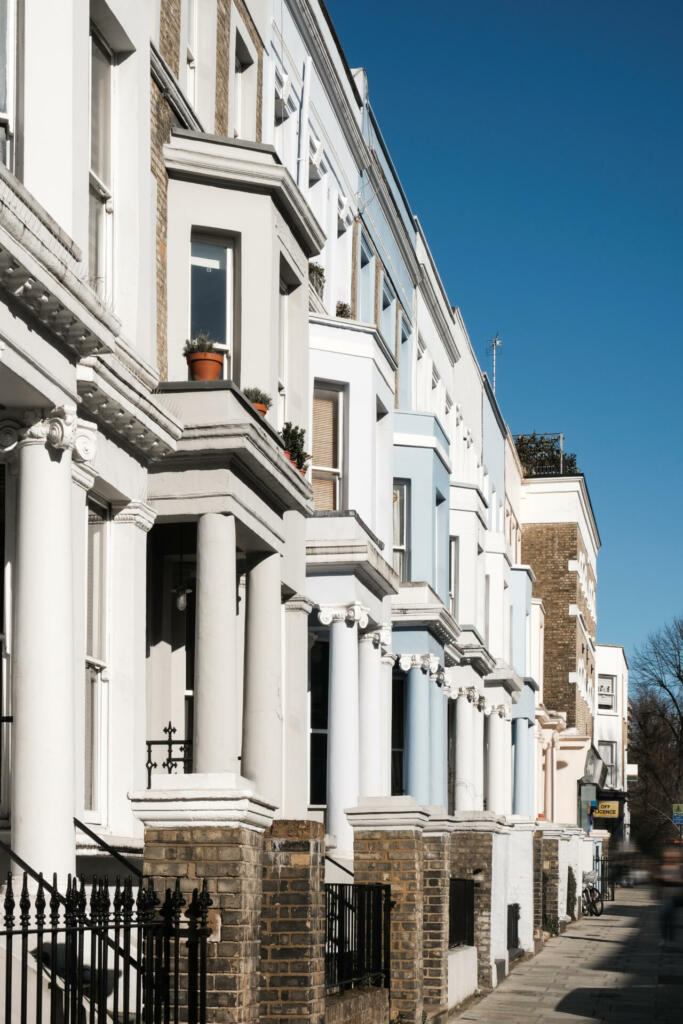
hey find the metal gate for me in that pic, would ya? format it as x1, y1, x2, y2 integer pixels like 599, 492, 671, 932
1, 871, 211, 1024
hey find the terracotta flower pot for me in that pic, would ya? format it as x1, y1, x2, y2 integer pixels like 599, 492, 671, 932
283, 450, 294, 464
252, 402, 268, 417
186, 352, 223, 381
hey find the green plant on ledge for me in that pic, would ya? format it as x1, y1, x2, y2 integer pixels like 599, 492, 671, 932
566, 866, 577, 921
309, 261, 325, 299
183, 332, 217, 356
336, 300, 352, 318
243, 387, 272, 410
280, 421, 310, 470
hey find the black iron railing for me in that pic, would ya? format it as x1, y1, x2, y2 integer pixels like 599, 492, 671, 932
507, 902, 521, 953
325, 883, 390, 993
0, 868, 211, 1024
74, 816, 143, 879
146, 721, 193, 788
448, 877, 474, 948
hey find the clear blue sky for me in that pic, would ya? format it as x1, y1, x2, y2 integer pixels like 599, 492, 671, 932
326, 0, 683, 658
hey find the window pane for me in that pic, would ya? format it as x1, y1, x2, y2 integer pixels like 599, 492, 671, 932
0, 2, 8, 114
190, 241, 227, 345
392, 549, 405, 580
87, 504, 107, 661
312, 390, 338, 469
84, 665, 99, 811
90, 36, 111, 185
88, 188, 104, 290
310, 732, 327, 805
312, 471, 337, 512
393, 483, 405, 546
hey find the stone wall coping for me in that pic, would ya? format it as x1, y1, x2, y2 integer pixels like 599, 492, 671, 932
449, 811, 510, 835
129, 773, 276, 832
536, 821, 566, 839
422, 804, 452, 836
346, 795, 430, 832
507, 816, 539, 833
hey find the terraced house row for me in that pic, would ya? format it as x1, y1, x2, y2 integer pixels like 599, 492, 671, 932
0, 0, 631, 1021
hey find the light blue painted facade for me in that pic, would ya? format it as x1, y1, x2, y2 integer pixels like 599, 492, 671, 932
510, 567, 537, 817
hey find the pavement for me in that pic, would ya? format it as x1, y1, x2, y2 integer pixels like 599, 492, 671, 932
451, 887, 683, 1023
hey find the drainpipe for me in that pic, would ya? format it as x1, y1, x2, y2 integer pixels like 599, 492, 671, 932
296, 56, 311, 193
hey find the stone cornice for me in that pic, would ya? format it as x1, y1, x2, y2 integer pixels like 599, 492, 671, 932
112, 500, 157, 533
391, 583, 460, 648
77, 357, 181, 462
306, 514, 398, 600
346, 796, 430, 833
164, 133, 326, 258
485, 660, 525, 696
129, 774, 276, 832
284, 594, 316, 615
0, 169, 119, 359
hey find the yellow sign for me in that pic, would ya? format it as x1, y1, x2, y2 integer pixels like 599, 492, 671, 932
674, 804, 683, 815
594, 801, 619, 819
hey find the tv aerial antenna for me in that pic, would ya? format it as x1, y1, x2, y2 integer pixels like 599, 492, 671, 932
489, 333, 502, 395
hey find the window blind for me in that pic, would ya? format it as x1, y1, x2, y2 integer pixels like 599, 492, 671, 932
312, 390, 338, 468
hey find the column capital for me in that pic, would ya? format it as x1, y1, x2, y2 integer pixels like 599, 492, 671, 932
72, 462, 97, 492
397, 652, 442, 677
112, 500, 157, 533
284, 593, 315, 615
21, 404, 98, 463
456, 685, 478, 702
317, 601, 369, 629
359, 630, 381, 648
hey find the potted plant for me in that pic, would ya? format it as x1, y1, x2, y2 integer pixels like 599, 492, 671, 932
280, 421, 310, 476
309, 261, 325, 299
243, 387, 273, 417
183, 334, 223, 381
336, 300, 352, 319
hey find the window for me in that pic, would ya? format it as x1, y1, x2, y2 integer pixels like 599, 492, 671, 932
186, 0, 197, 106
358, 234, 375, 323
449, 537, 459, 619
309, 641, 329, 805
392, 480, 409, 581
380, 278, 396, 344
89, 29, 113, 300
190, 238, 232, 377
449, 878, 474, 948
277, 281, 289, 426
85, 500, 109, 816
0, 0, 15, 167
233, 30, 256, 140
273, 71, 298, 177
598, 740, 617, 788
598, 674, 616, 712
312, 386, 343, 510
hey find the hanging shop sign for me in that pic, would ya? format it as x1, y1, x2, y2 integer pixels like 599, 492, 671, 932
593, 801, 620, 819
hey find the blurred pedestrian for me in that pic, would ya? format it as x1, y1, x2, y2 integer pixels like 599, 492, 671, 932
656, 843, 683, 945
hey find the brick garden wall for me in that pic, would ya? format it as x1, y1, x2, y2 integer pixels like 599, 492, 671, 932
450, 830, 493, 988
325, 988, 389, 1024
422, 832, 450, 1014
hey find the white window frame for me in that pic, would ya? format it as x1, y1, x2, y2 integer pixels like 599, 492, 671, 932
392, 479, 410, 582
189, 235, 233, 376
0, 0, 16, 170
88, 26, 114, 304
83, 498, 111, 824
277, 278, 290, 427
598, 740, 617, 787
380, 277, 396, 344
358, 233, 375, 324
232, 28, 256, 141
312, 384, 344, 511
598, 674, 616, 713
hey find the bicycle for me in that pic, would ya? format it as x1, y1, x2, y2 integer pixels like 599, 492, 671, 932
581, 870, 604, 916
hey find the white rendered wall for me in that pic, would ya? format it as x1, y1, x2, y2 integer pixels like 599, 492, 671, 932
490, 831, 510, 977
507, 824, 534, 951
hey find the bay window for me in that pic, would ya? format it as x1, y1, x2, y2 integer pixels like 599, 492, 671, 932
312, 385, 343, 511
89, 29, 113, 300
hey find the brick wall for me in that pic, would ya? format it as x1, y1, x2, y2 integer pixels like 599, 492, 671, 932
449, 831, 493, 989
215, 0, 231, 135
541, 836, 560, 933
522, 522, 585, 729
325, 988, 389, 1024
144, 825, 264, 1023
532, 831, 543, 946
422, 833, 450, 1013
261, 820, 326, 1023
354, 828, 424, 1024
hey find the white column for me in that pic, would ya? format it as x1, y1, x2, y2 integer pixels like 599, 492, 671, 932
455, 688, 476, 811
429, 675, 447, 809
359, 632, 383, 797
485, 705, 505, 815
194, 513, 239, 773
242, 551, 282, 808
12, 406, 94, 880
527, 721, 536, 819
320, 603, 366, 855
379, 645, 395, 798
282, 595, 314, 820
503, 711, 513, 816
513, 717, 530, 816
473, 696, 485, 810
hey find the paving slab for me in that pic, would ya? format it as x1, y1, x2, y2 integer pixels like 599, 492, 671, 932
450, 887, 680, 1023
